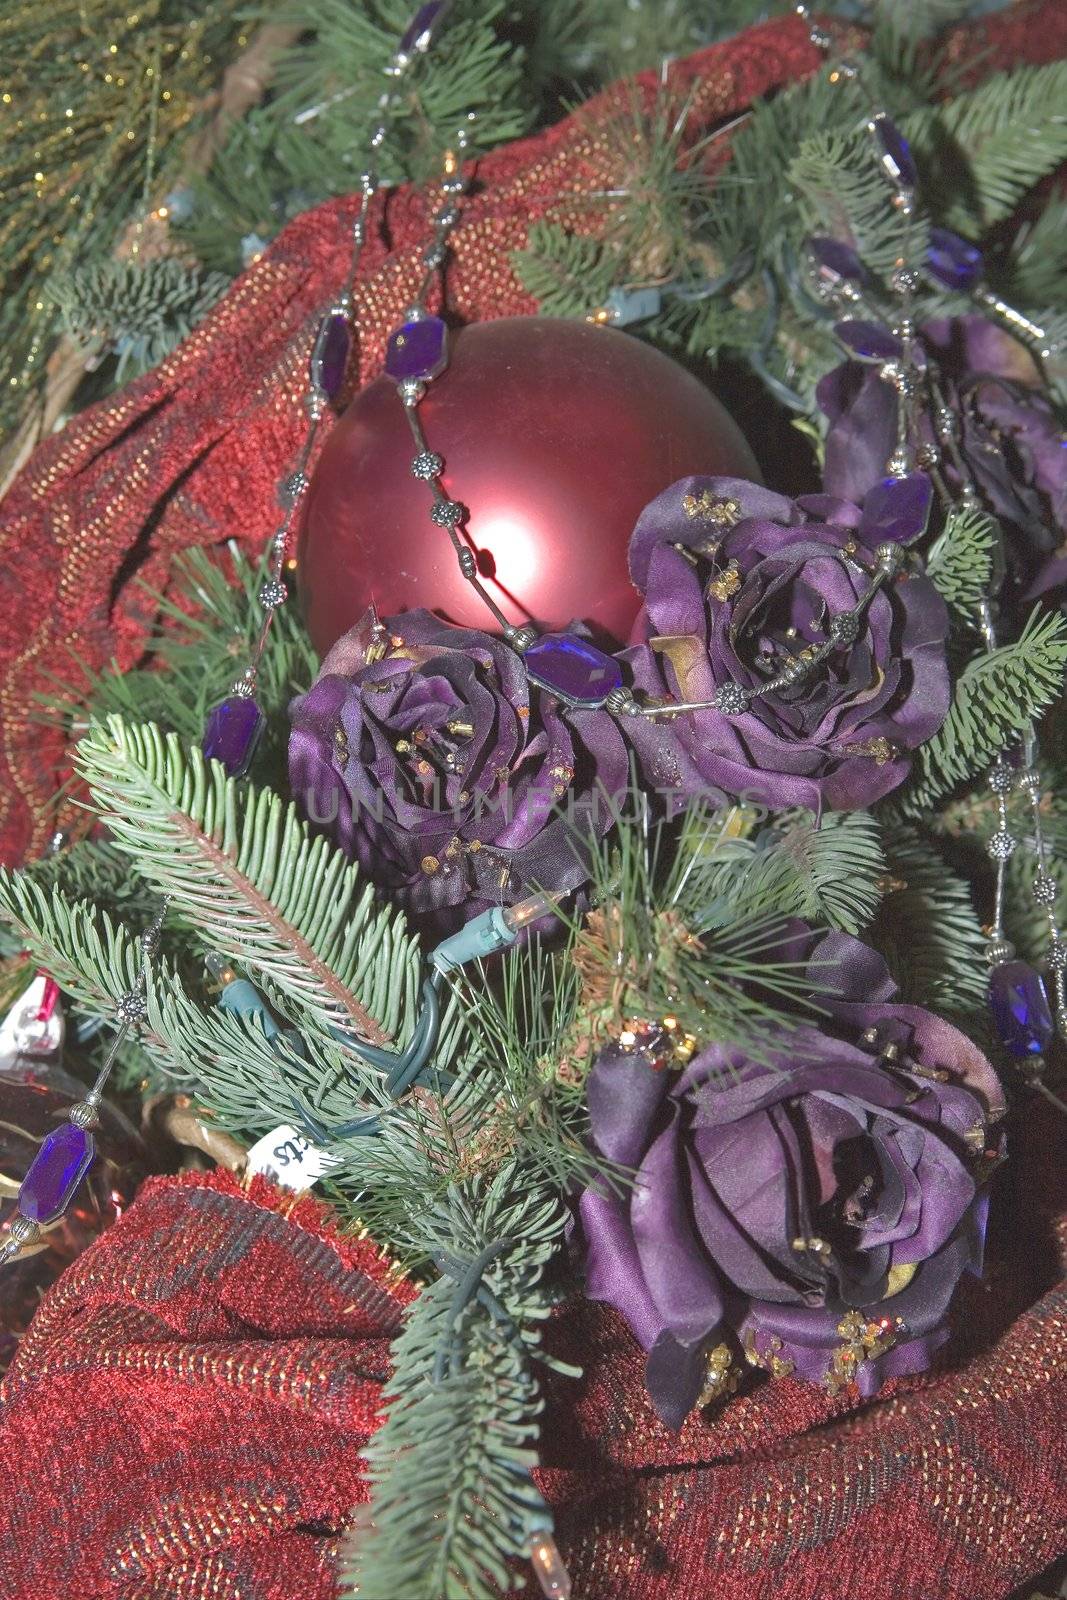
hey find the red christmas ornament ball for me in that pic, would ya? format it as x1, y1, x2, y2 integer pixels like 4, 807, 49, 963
297, 316, 759, 654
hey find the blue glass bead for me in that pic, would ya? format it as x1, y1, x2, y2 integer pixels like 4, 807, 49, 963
203, 695, 265, 778
309, 310, 351, 399
807, 236, 868, 291
989, 960, 1054, 1057
834, 320, 904, 364
385, 315, 449, 384
524, 634, 623, 708
861, 472, 933, 545
869, 114, 917, 190
926, 228, 984, 291
20, 1123, 96, 1224
399, 1, 449, 54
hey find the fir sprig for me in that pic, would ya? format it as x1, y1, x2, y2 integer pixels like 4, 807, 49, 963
925, 503, 997, 621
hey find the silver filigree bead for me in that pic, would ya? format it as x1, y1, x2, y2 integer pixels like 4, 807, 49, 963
1050, 937, 1067, 972
713, 682, 751, 716
605, 686, 640, 716
987, 829, 1016, 861
277, 471, 309, 509
875, 541, 904, 574
8, 1215, 41, 1247
259, 578, 289, 611
1033, 872, 1059, 906
891, 267, 921, 296
70, 1099, 100, 1129
457, 548, 476, 579
985, 936, 1015, 965
987, 761, 1014, 795
828, 610, 861, 646
411, 450, 444, 481
430, 499, 465, 528
117, 991, 148, 1025
505, 624, 539, 653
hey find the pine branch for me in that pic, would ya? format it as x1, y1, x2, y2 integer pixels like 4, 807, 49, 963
0, 871, 186, 1077
697, 811, 887, 937
340, 1173, 570, 1600
789, 126, 929, 280
925, 503, 997, 620
74, 716, 421, 1048
869, 824, 988, 1018
51, 257, 229, 382
905, 61, 1067, 232
897, 608, 1067, 813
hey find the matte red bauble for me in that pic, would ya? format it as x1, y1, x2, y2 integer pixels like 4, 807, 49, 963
297, 316, 759, 654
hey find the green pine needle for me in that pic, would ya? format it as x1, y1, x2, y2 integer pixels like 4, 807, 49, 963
925, 503, 997, 620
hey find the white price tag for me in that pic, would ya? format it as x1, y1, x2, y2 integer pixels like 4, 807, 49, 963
245, 1123, 342, 1192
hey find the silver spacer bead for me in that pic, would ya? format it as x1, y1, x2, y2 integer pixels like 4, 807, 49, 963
985, 936, 1015, 965
1050, 937, 1067, 972
7, 1215, 41, 1248
430, 499, 465, 528
604, 686, 640, 716
435, 206, 460, 230
505, 624, 539, 653
259, 578, 289, 611
886, 446, 912, 477
352, 217, 366, 246
305, 391, 327, 421
422, 243, 446, 269
277, 471, 309, 509
891, 267, 921, 296
828, 610, 861, 646
987, 829, 1016, 862
457, 548, 476, 579
411, 450, 444, 481
442, 174, 466, 195
70, 1099, 100, 1130
713, 681, 751, 716
1033, 872, 1058, 907
934, 405, 958, 443
117, 990, 148, 1025
875, 541, 904, 574
1015, 768, 1042, 802
399, 379, 426, 408
915, 441, 940, 469
232, 668, 258, 699
987, 761, 1014, 795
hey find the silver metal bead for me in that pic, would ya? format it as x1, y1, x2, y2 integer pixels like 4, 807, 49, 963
70, 1100, 100, 1129
985, 936, 1015, 965
505, 624, 539, 653
430, 499, 464, 528
891, 267, 920, 296
435, 206, 460, 230
259, 578, 289, 610
442, 175, 466, 195
1015, 768, 1042, 802
1050, 937, 1067, 972
422, 244, 446, 269
277, 471, 309, 509
604, 686, 639, 716
411, 451, 443, 481
457, 549, 476, 579
987, 761, 1014, 795
886, 446, 911, 477
305, 391, 327, 421
934, 406, 958, 443
352, 217, 366, 246
987, 830, 1016, 861
828, 610, 861, 646
232, 667, 258, 699
1033, 872, 1058, 907
117, 991, 148, 1025
713, 682, 751, 716
8, 1215, 41, 1247
915, 441, 940, 469
875, 542, 904, 574
399, 380, 426, 408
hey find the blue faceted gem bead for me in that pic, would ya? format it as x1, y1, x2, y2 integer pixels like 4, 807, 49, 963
861, 472, 933, 545
834, 320, 904, 364
203, 694, 266, 778
868, 113, 917, 190
19, 1123, 96, 1224
523, 633, 623, 708
309, 310, 351, 400
926, 227, 983, 292
807, 236, 868, 292
385, 316, 449, 384
399, 1, 449, 54
989, 960, 1054, 1057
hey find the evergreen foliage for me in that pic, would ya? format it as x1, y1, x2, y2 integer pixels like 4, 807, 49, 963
51, 257, 229, 381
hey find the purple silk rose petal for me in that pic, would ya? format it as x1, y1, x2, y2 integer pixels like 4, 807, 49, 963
289, 608, 630, 935
579, 928, 1004, 1427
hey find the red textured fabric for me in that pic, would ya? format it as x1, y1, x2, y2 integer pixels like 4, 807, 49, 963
1, 2, 1066, 864
0, 1103, 1063, 1600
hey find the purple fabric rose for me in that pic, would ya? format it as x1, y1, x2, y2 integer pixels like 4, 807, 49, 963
578, 930, 1005, 1428
624, 477, 950, 811
819, 315, 1067, 602
289, 608, 629, 935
